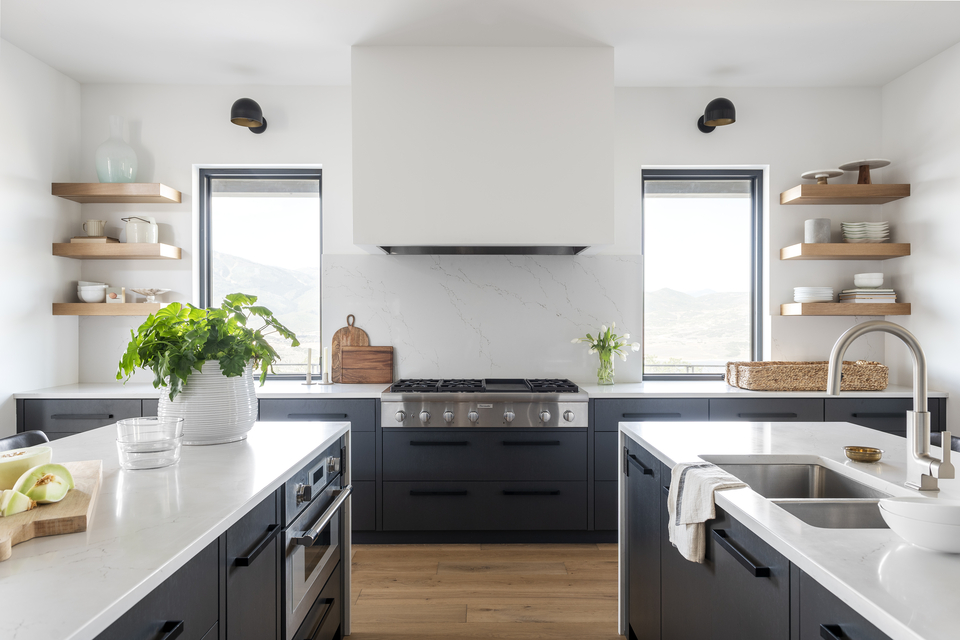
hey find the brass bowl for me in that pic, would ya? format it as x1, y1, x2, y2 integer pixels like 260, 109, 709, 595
844, 446, 884, 463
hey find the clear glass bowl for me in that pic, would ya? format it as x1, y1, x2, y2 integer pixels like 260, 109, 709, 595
116, 417, 184, 470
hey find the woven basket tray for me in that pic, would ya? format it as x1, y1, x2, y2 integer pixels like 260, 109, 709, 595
725, 360, 888, 392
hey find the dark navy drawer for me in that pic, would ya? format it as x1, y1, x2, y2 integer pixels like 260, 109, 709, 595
709, 398, 823, 422
259, 399, 375, 431
24, 399, 141, 434
595, 398, 709, 431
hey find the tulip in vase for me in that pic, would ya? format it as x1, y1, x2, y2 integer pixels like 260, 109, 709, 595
572, 323, 640, 385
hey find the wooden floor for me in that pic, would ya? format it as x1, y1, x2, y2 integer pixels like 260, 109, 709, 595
350, 543, 621, 639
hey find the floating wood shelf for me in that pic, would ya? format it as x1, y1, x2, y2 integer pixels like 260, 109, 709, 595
53, 303, 162, 316
52, 183, 181, 204
53, 243, 181, 260
781, 303, 911, 316
780, 243, 910, 261
780, 184, 910, 205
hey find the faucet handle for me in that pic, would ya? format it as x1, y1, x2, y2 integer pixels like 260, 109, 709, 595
941, 431, 954, 478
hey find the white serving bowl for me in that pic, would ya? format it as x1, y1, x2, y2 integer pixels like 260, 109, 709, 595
854, 273, 884, 288
879, 505, 960, 553
880, 497, 960, 526
78, 281, 106, 287
78, 288, 106, 303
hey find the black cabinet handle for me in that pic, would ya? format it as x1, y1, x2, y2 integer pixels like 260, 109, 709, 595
851, 413, 902, 419
51, 414, 113, 420
820, 624, 845, 639
286, 413, 348, 421
622, 413, 682, 420
159, 620, 184, 640
409, 441, 469, 446
627, 453, 654, 476
502, 440, 561, 446
502, 490, 561, 496
235, 524, 280, 567
712, 529, 770, 577
662, 485, 670, 496
410, 490, 468, 496
736, 413, 798, 419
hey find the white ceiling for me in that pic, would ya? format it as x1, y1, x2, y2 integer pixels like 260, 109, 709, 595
3, 0, 960, 87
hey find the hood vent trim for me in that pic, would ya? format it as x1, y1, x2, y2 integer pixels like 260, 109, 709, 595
380, 246, 588, 256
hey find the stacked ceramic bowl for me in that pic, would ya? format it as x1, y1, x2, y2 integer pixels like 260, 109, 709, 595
794, 287, 833, 303
77, 281, 107, 303
842, 221, 889, 243
879, 497, 960, 553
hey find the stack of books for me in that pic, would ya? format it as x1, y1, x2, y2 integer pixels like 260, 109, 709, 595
839, 288, 897, 303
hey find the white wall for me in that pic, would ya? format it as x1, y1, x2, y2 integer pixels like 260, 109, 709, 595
0, 40, 82, 436
881, 41, 960, 432
612, 87, 887, 363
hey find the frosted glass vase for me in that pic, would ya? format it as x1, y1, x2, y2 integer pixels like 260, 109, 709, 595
95, 115, 138, 183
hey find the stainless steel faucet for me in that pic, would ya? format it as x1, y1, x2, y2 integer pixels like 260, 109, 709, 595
826, 321, 954, 492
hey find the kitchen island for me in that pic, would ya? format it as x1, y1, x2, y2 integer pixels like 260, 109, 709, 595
0, 420, 350, 640
620, 420, 960, 640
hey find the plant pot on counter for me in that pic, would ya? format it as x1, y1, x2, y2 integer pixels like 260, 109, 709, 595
158, 361, 258, 445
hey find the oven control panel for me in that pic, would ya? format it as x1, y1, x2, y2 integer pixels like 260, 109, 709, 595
381, 400, 587, 428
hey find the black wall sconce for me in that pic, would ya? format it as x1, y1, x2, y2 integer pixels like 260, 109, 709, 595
697, 97, 736, 133
231, 98, 267, 134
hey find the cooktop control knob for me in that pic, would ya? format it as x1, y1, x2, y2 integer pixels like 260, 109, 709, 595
563, 410, 575, 422
468, 410, 480, 424
443, 410, 455, 423
395, 410, 406, 422
539, 409, 551, 423
503, 411, 516, 424
419, 410, 431, 424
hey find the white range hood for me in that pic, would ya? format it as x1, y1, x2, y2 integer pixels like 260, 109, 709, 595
352, 46, 615, 255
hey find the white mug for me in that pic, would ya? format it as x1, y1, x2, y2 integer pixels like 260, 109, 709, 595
83, 220, 107, 237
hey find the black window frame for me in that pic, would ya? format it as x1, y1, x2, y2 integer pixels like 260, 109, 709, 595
198, 167, 322, 379
640, 168, 763, 381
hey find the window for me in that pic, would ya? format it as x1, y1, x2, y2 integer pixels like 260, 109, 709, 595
199, 168, 321, 376
641, 169, 762, 379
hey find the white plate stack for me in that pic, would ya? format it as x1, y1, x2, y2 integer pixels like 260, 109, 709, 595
794, 287, 833, 303
842, 221, 889, 243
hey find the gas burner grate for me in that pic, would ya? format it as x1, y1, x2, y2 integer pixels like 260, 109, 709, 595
526, 379, 579, 393
390, 379, 441, 393
438, 379, 485, 392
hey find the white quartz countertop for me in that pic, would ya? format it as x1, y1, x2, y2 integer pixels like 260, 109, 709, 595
620, 420, 960, 640
0, 421, 349, 640
15, 380, 946, 400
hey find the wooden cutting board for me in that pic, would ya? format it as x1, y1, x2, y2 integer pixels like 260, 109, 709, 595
0, 460, 102, 562
331, 314, 369, 383
341, 346, 394, 384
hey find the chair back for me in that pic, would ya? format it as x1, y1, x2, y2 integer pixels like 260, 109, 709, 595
0, 430, 51, 452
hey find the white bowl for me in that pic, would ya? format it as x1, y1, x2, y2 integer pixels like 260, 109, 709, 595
78, 288, 106, 303
78, 281, 106, 287
880, 497, 960, 526
854, 273, 884, 288
879, 506, 960, 553
78, 285, 107, 291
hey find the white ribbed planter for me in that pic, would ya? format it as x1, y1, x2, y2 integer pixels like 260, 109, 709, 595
158, 361, 258, 445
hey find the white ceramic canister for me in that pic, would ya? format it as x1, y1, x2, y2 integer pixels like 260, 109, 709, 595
122, 216, 159, 243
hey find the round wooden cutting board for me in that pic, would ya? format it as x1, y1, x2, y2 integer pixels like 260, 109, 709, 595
331, 315, 369, 383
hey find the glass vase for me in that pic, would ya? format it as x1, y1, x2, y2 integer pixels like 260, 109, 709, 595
95, 115, 138, 183
597, 350, 615, 385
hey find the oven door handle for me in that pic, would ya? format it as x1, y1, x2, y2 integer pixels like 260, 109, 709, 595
293, 485, 352, 547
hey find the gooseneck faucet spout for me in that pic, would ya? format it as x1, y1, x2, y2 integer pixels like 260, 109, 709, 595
827, 321, 953, 492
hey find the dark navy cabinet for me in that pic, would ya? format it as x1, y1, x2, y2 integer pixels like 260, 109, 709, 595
20, 399, 141, 440
798, 571, 892, 640
225, 492, 280, 640
824, 397, 944, 437
709, 398, 824, 422
625, 438, 661, 640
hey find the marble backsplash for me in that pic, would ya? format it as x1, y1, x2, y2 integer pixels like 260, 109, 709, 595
322, 254, 643, 382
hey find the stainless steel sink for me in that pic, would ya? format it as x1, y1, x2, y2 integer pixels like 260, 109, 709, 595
772, 500, 889, 529
715, 463, 891, 500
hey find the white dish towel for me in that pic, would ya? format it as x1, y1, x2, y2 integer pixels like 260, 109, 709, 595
667, 462, 746, 563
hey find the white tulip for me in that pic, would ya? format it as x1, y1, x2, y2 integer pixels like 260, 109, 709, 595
619, 352, 627, 361
571, 337, 581, 344
600, 324, 607, 335
612, 321, 616, 329
589, 348, 597, 354
631, 342, 641, 352
622, 333, 630, 339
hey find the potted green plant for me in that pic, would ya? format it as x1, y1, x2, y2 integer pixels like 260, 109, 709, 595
572, 322, 640, 385
117, 293, 299, 445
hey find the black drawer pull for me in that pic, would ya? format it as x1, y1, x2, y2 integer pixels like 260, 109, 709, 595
622, 413, 682, 420
502, 440, 561, 446
409, 441, 469, 446
713, 529, 770, 577
820, 624, 845, 639
287, 413, 349, 421
410, 490, 468, 496
662, 485, 670, 496
851, 413, 903, 419
502, 490, 561, 496
50, 414, 113, 420
159, 620, 184, 640
627, 453, 654, 476
736, 413, 798, 419
235, 523, 279, 567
